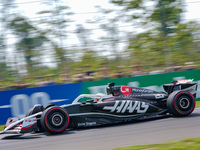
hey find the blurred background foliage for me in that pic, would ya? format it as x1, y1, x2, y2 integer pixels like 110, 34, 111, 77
0, 0, 200, 87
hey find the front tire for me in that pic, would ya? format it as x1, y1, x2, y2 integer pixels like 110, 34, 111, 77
167, 90, 195, 117
40, 106, 69, 134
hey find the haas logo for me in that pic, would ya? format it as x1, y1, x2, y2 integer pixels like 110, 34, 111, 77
120, 86, 131, 95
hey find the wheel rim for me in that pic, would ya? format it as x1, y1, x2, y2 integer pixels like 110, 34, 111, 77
48, 111, 65, 128
176, 94, 194, 113
51, 114, 63, 126
179, 97, 190, 109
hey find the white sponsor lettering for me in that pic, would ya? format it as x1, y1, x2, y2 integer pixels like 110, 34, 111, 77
78, 122, 96, 127
155, 94, 165, 99
103, 101, 119, 112
103, 101, 149, 113
78, 123, 85, 127
127, 101, 138, 113
86, 122, 96, 126
22, 117, 37, 128
176, 79, 193, 84
116, 101, 126, 113
121, 101, 130, 113
139, 102, 150, 113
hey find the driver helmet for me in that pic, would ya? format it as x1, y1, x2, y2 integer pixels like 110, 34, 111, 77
94, 96, 102, 102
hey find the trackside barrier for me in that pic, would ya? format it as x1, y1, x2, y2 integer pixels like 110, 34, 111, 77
0, 69, 200, 125
0, 83, 82, 125
82, 69, 200, 100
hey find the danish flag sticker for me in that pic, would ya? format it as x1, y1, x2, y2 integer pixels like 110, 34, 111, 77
120, 86, 132, 95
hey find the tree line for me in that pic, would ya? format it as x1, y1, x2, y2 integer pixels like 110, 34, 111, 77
0, 0, 199, 86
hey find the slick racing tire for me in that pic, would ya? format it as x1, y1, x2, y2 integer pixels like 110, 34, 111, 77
167, 90, 195, 117
40, 106, 69, 134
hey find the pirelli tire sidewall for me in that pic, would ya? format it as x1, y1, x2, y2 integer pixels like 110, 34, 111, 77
40, 106, 69, 134
167, 90, 195, 117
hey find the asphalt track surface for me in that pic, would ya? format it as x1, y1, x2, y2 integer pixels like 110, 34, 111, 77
0, 108, 200, 150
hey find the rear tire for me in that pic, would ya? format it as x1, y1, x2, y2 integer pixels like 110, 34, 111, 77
40, 106, 69, 134
167, 90, 195, 117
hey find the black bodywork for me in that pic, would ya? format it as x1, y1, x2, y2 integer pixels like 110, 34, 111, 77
62, 81, 197, 128
1, 79, 197, 134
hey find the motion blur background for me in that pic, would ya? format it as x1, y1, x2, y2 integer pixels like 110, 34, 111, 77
0, 0, 200, 89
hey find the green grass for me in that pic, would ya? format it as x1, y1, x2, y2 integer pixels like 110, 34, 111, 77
113, 137, 200, 150
196, 101, 200, 108
0, 125, 5, 131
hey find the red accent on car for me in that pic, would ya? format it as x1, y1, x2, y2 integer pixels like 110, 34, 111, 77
45, 107, 69, 133
21, 123, 37, 130
105, 98, 114, 101
120, 86, 132, 95
114, 91, 119, 96
174, 92, 195, 115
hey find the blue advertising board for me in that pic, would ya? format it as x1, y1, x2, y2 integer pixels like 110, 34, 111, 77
0, 83, 82, 125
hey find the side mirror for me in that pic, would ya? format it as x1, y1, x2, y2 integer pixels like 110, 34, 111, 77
106, 83, 115, 95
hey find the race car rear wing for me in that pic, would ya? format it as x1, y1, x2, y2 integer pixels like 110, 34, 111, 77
163, 79, 198, 96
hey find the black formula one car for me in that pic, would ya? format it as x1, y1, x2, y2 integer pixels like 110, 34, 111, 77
0, 79, 197, 134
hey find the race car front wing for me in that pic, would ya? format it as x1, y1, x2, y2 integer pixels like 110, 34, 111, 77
0, 112, 42, 134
